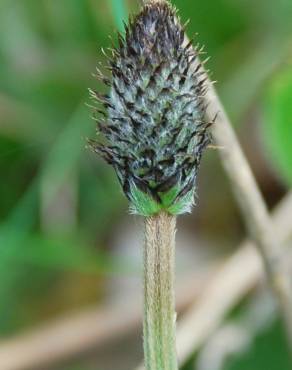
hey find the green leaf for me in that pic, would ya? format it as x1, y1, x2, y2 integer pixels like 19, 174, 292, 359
261, 66, 292, 186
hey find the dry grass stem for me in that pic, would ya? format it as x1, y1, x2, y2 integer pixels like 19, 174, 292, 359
205, 76, 292, 349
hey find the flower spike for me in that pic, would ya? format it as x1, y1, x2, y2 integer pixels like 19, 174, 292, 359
90, 0, 211, 216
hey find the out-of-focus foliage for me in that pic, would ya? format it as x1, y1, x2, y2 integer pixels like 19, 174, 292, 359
261, 66, 292, 186
110, 0, 128, 31
0, 0, 291, 369
0, 0, 128, 335
225, 320, 290, 370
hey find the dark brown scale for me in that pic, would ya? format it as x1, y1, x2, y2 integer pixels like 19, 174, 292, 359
141, 148, 156, 161
155, 172, 180, 193
179, 74, 187, 87
175, 177, 195, 200
151, 166, 165, 182
158, 157, 175, 167
182, 100, 196, 112
128, 116, 141, 131
168, 127, 182, 146
133, 176, 160, 202
177, 111, 194, 122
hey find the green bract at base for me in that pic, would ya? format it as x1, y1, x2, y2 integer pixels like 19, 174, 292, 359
129, 183, 195, 216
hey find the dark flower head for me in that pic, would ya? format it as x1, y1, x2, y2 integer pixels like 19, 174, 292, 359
89, 0, 211, 216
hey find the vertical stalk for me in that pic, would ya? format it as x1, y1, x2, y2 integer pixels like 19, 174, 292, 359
143, 212, 178, 370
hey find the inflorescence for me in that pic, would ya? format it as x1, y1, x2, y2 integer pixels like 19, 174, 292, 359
89, 0, 212, 216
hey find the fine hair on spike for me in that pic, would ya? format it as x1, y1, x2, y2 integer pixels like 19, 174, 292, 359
89, 0, 211, 216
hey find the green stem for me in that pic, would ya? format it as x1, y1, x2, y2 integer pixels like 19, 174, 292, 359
143, 212, 178, 370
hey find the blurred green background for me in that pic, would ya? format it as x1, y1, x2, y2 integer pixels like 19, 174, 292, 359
0, 0, 291, 369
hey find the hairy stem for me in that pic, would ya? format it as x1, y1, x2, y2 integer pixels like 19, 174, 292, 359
144, 212, 178, 370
